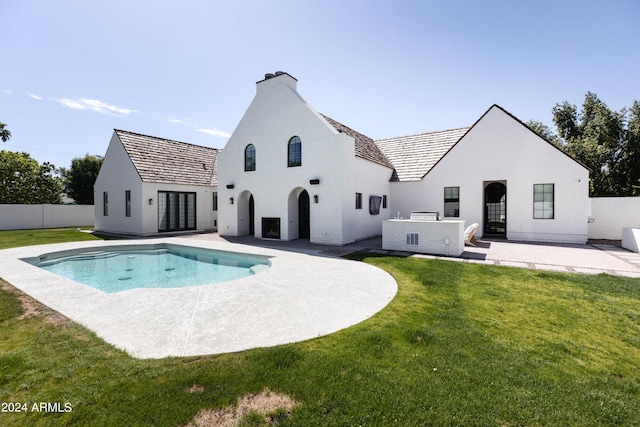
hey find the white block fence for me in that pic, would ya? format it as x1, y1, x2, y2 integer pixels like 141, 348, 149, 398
0, 204, 94, 230
588, 197, 640, 240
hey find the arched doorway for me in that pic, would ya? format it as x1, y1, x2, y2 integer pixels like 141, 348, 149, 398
484, 182, 506, 236
237, 191, 255, 236
287, 187, 310, 240
298, 190, 310, 239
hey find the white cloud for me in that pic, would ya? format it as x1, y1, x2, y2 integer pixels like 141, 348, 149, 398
1, 89, 12, 95
24, 92, 43, 100
169, 116, 230, 138
57, 98, 138, 116
198, 128, 231, 138
168, 117, 198, 127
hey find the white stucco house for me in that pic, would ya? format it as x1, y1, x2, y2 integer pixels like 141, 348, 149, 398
94, 130, 219, 235
216, 72, 394, 245
94, 71, 590, 244
378, 105, 590, 243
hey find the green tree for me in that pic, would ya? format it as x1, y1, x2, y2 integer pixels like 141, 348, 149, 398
619, 101, 640, 195
551, 92, 628, 196
0, 150, 63, 203
0, 122, 11, 142
60, 154, 103, 204
526, 119, 561, 146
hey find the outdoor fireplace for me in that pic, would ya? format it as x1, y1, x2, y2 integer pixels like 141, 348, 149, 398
262, 217, 281, 239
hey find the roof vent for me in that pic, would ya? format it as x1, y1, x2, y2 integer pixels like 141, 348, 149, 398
264, 73, 275, 79
274, 71, 285, 76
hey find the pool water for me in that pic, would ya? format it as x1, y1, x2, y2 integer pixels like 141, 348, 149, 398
24, 245, 270, 293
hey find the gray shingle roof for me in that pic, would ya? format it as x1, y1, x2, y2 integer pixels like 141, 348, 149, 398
320, 114, 394, 169
115, 129, 220, 186
375, 127, 470, 182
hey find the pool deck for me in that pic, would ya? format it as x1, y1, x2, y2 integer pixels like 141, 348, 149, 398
0, 237, 397, 359
191, 233, 640, 278
2, 233, 639, 359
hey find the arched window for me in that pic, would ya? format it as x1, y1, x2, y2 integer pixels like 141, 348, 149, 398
288, 136, 301, 167
244, 144, 256, 171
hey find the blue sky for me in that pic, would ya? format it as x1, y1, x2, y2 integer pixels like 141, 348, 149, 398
2, 0, 639, 169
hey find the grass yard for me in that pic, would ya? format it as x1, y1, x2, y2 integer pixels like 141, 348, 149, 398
0, 227, 103, 250
0, 230, 639, 426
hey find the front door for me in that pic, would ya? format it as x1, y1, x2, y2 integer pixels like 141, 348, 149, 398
484, 182, 506, 236
298, 190, 310, 239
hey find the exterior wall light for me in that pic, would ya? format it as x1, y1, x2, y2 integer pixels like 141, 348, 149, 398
229, 197, 234, 205
310, 179, 320, 185
148, 198, 153, 205
226, 184, 235, 189
313, 195, 319, 203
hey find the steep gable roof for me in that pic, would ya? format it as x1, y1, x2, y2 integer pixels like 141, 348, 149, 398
479, 104, 590, 172
115, 129, 219, 186
375, 104, 589, 182
320, 114, 394, 169
375, 127, 470, 182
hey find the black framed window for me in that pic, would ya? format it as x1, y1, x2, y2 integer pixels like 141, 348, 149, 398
158, 191, 196, 232
244, 144, 256, 171
444, 186, 460, 217
125, 190, 131, 217
212, 192, 218, 211
533, 184, 554, 219
355, 192, 362, 209
103, 192, 108, 216
288, 136, 302, 167
382, 195, 388, 209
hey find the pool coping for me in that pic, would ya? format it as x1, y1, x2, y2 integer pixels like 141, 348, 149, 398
0, 238, 397, 359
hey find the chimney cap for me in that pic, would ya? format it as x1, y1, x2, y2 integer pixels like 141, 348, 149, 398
257, 71, 298, 85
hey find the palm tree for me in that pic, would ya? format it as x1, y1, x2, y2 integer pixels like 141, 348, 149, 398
0, 122, 11, 142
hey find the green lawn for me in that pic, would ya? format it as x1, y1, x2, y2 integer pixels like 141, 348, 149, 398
0, 231, 639, 426
0, 227, 103, 250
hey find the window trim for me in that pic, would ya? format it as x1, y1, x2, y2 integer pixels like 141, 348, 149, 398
244, 144, 256, 172
288, 136, 302, 167
444, 186, 460, 218
533, 183, 554, 219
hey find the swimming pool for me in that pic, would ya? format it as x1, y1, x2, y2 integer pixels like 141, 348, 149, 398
22, 244, 270, 293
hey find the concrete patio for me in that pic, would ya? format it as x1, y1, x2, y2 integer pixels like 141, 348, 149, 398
186, 233, 640, 278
